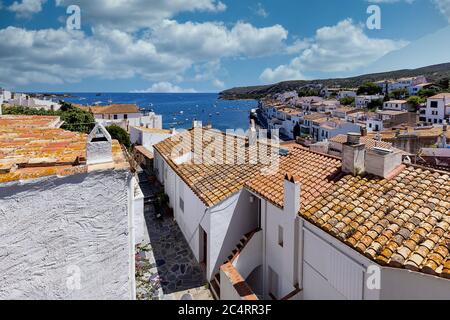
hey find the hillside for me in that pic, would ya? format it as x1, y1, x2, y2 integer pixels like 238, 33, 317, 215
219, 62, 450, 100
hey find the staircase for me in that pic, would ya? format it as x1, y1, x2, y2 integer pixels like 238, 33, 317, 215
209, 229, 260, 300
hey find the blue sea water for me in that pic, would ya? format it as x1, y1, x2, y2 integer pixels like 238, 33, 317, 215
62, 93, 257, 132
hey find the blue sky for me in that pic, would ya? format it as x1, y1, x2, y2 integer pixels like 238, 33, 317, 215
0, 0, 449, 92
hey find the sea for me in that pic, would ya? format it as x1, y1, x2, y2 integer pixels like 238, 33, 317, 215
62, 93, 258, 132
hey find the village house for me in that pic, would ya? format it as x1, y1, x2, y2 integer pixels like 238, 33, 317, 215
0, 116, 144, 299
8, 92, 61, 111
366, 110, 417, 132
78, 104, 163, 132
332, 106, 360, 120
383, 100, 410, 111
311, 117, 362, 142
154, 121, 450, 300
424, 93, 450, 124
376, 76, 428, 95
337, 90, 357, 100
355, 95, 383, 108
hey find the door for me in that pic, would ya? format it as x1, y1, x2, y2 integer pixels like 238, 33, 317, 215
199, 226, 207, 266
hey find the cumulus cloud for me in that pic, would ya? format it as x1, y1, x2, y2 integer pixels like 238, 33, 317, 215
55, 0, 226, 31
260, 19, 408, 83
150, 20, 288, 60
132, 82, 197, 93
8, 0, 46, 18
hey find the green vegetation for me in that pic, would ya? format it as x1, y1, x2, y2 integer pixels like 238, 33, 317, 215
3, 102, 95, 133
389, 88, 408, 99
339, 96, 355, 106
407, 96, 424, 110
367, 99, 383, 112
219, 62, 450, 100
105, 124, 131, 150
357, 82, 382, 95
298, 87, 321, 97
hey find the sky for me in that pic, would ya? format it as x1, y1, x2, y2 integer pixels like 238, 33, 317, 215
0, 0, 449, 93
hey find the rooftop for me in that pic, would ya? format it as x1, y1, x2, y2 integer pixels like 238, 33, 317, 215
429, 93, 450, 100
329, 134, 393, 150
132, 126, 171, 134
0, 115, 63, 128
385, 100, 408, 104
154, 128, 277, 207
77, 104, 141, 114
0, 116, 128, 184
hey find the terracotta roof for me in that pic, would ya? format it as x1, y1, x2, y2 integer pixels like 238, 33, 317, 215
302, 166, 450, 279
0, 116, 128, 183
134, 145, 153, 159
0, 115, 62, 128
329, 134, 393, 150
368, 127, 450, 140
246, 146, 342, 207
154, 128, 278, 207
303, 113, 329, 121
77, 104, 140, 114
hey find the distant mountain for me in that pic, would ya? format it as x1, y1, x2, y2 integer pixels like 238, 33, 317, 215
220, 62, 450, 100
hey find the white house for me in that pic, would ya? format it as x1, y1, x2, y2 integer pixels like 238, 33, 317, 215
424, 93, 450, 124
355, 95, 383, 108
130, 126, 173, 154
383, 100, 409, 111
0, 88, 12, 101
337, 90, 357, 100
0, 117, 144, 299
9, 93, 61, 111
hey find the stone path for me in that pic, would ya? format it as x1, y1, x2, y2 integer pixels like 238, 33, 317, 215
135, 202, 213, 300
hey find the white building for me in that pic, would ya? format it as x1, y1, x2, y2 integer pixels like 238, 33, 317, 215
355, 95, 383, 108
130, 126, 173, 154
383, 100, 409, 111
9, 93, 61, 111
337, 90, 357, 100
424, 93, 450, 124
155, 125, 450, 300
0, 117, 144, 299
376, 76, 428, 95
0, 88, 12, 101
311, 117, 362, 142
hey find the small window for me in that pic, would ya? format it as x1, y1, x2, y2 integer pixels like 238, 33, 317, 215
179, 197, 184, 212
278, 226, 284, 247
124, 114, 128, 120
113, 114, 118, 120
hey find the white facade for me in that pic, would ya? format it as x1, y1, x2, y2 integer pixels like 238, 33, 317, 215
130, 127, 173, 153
0, 169, 139, 299
337, 90, 357, 99
10, 94, 61, 111
383, 100, 408, 111
424, 94, 450, 124
355, 95, 382, 108
153, 151, 259, 281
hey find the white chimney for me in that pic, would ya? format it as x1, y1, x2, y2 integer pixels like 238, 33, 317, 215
192, 120, 202, 129
342, 132, 366, 175
365, 147, 402, 178
284, 173, 301, 217
86, 123, 113, 165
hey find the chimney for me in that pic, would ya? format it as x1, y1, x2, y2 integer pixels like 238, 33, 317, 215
86, 123, 113, 165
342, 132, 366, 175
192, 119, 202, 129
360, 126, 367, 137
283, 173, 301, 217
365, 147, 402, 178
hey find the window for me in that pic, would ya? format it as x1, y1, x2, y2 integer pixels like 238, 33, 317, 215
113, 114, 118, 120
278, 226, 284, 247
430, 101, 438, 108
179, 197, 184, 212
124, 114, 128, 120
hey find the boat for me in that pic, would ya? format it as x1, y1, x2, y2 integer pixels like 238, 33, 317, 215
96, 93, 102, 96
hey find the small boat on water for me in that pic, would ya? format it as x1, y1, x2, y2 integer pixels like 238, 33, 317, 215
180, 111, 184, 114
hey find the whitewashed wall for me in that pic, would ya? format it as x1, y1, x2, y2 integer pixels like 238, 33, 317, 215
0, 170, 135, 300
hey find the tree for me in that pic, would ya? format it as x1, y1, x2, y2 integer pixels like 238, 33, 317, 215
407, 96, 423, 111
339, 96, 355, 106
293, 122, 301, 139
2, 104, 95, 133
438, 78, 449, 90
389, 88, 408, 99
357, 82, 382, 95
106, 125, 131, 150
417, 86, 442, 98
367, 99, 383, 111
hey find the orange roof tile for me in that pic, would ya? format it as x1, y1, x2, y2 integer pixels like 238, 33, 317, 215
330, 134, 393, 150
0, 116, 128, 183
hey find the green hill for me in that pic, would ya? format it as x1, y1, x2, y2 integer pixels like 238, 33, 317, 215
219, 62, 450, 100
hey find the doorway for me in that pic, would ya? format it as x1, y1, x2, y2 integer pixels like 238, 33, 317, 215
199, 226, 208, 267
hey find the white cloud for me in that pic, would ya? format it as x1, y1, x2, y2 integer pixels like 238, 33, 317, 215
253, 3, 268, 18
150, 20, 288, 60
8, 0, 46, 18
55, 0, 226, 31
132, 82, 197, 93
260, 19, 408, 83
212, 79, 225, 89
432, 0, 450, 23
